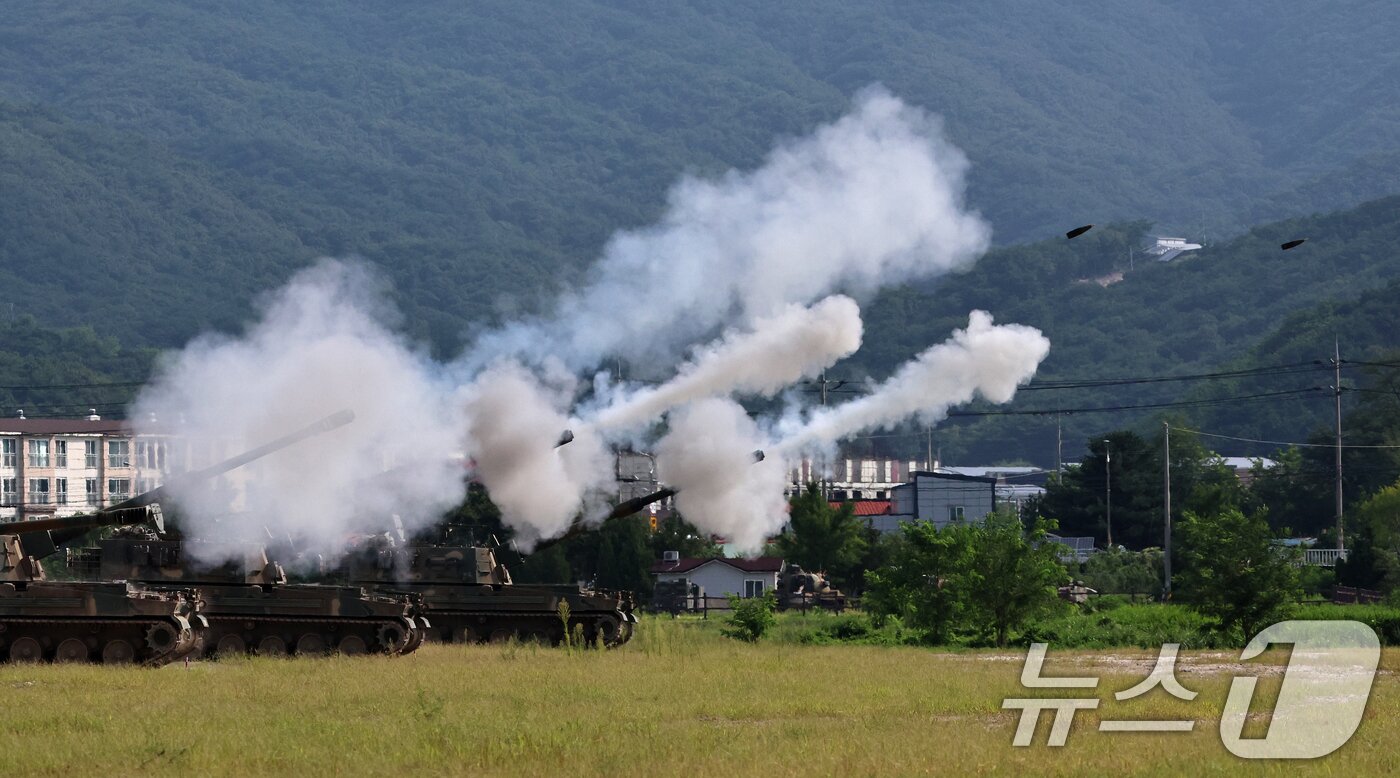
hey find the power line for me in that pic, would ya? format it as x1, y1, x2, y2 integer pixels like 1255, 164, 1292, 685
946, 388, 1320, 418
1169, 426, 1400, 450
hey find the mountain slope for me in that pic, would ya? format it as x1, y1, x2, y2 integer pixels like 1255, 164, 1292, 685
847, 196, 1400, 463
3, 1, 1400, 352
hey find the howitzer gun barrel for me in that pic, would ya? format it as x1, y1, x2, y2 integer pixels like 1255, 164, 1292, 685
107, 408, 356, 513
4, 409, 355, 558
525, 448, 763, 555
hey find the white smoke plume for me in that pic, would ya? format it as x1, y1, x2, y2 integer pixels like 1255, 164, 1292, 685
127, 86, 1021, 563
459, 360, 611, 547
654, 399, 789, 554
472, 86, 989, 370
131, 261, 464, 560
587, 295, 863, 434
776, 311, 1050, 454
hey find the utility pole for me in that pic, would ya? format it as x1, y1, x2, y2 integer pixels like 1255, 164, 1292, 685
1055, 413, 1063, 474
1332, 340, 1345, 551
1163, 422, 1172, 599
1104, 439, 1113, 549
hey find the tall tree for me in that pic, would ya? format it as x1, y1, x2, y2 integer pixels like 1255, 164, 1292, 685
1176, 507, 1300, 639
776, 484, 868, 588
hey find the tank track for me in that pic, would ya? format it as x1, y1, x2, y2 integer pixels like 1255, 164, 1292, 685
424, 609, 635, 648
197, 615, 426, 658
0, 616, 200, 666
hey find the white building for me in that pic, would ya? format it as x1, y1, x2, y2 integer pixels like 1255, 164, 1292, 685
649, 554, 785, 599
0, 414, 212, 523
1144, 235, 1204, 263
789, 456, 932, 500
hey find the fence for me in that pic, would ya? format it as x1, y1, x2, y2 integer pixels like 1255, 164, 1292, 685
1302, 548, 1349, 567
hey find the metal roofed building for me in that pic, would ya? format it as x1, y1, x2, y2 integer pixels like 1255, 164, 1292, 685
874, 470, 998, 534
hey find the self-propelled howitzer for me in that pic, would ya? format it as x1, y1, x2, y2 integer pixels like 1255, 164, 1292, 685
0, 506, 202, 665
34, 411, 427, 658
329, 530, 636, 647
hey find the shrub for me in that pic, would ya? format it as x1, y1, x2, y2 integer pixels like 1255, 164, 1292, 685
721, 593, 777, 643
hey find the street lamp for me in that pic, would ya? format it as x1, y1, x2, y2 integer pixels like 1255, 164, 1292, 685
1103, 439, 1113, 549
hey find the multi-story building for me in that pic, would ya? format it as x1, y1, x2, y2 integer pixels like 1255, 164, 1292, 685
0, 414, 182, 523
788, 456, 932, 500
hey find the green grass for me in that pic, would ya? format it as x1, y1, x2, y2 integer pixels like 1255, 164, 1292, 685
3, 616, 1399, 775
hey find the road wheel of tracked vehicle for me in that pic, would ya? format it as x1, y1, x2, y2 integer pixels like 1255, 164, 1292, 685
145, 623, 178, 654
453, 626, 480, 644
256, 636, 287, 657
618, 621, 635, 645
295, 633, 328, 656
337, 635, 367, 656
102, 640, 135, 665
55, 639, 89, 663
377, 623, 408, 653
594, 616, 620, 647
488, 628, 513, 644
215, 634, 247, 657
9, 637, 43, 663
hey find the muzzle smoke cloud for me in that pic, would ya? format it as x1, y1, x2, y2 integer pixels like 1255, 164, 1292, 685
775, 311, 1051, 455
472, 85, 989, 369
131, 262, 464, 560
586, 294, 862, 434
653, 399, 789, 553
130, 86, 1044, 562
459, 360, 611, 545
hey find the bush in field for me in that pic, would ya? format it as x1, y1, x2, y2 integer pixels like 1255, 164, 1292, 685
1177, 507, 1300, 639
722, 592, 777, 643
865, 512, 1068, 646
1079, 548, 1163, 598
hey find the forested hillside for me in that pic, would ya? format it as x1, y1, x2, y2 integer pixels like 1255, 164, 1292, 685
846, 196, 1400, 464
3, 1, 1400, 353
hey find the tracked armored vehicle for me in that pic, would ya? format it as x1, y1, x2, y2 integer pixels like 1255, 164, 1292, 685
28, 411, 426, 658
332, 529, 635, 647
69, 534, 425, 658
0, 515, 202, 665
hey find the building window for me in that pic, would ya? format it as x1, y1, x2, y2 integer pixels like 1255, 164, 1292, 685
1, 478, 15, 506
107, 479, 131, 503
54, 439, 67, 468
55, 478, 67, 506
28, 478, 50, 504
744, 580, 766, 598
108, 440, 130, 469
135, 440, 163, 469
85, 440, 98, 469
28, 439, 50, 468
1, 438, 15, 467
948, 505, 966, 523
860, 460, 877, 483
85, 479, 98, 506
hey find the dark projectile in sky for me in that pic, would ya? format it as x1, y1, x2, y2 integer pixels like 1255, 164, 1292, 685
1281, 238, 1307, 251
1066, 225, 1093, 240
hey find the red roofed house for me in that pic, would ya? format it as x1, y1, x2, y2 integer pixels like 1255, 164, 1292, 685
649, 553, 785, 599
830, 500, 892, 517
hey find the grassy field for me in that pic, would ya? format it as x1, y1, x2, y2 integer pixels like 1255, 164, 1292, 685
3, 616, 1398, 776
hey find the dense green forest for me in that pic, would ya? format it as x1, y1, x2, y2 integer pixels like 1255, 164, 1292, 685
8, 193, 1399, 469
845, 196, 1400, 464
3, 2, 1400, 465
3, 1, 1400, 352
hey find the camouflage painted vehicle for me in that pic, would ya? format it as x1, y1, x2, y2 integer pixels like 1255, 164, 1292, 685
25, 411, 426, 658
331, 530, 635, 647
777, 565, 847, 612
0, 524, 202, 665
70, 534, 425, 658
